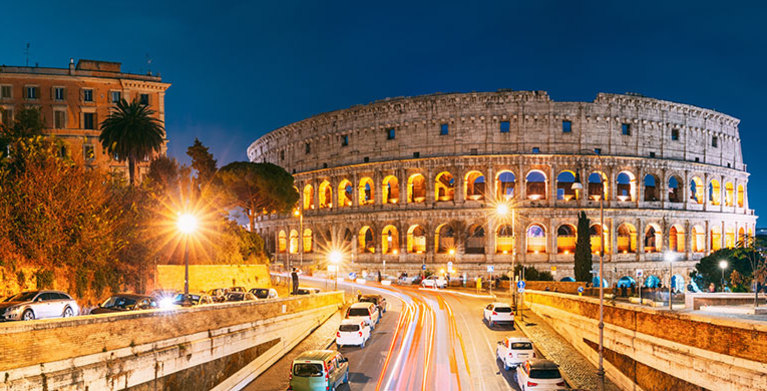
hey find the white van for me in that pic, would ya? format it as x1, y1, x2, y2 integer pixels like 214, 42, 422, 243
336, 318, 371, 347
346, 302, 380, 330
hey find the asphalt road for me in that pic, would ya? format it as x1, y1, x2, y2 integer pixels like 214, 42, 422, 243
250, 278, 535, 391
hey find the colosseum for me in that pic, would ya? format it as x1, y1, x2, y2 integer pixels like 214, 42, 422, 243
247, 90, 757, 289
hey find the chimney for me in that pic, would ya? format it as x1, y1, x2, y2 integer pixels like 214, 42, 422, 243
69, 58, 75, 75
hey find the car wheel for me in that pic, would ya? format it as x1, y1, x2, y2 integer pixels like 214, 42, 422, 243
63, 307, 74, 318
22, 309, 34, 321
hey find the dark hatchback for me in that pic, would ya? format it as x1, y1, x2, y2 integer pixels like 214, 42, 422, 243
90, 294, 158, 314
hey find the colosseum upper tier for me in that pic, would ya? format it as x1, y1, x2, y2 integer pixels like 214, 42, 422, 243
248, 90, 756, 286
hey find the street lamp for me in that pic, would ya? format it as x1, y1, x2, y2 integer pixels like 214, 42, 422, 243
719, 260, 728, 292
329, 250, 342, 291
293, 209, 304, 268
665, 251, 676, 310
177, 213, 198, 296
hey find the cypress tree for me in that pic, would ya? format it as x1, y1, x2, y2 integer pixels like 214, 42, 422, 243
574, 211, 593, 282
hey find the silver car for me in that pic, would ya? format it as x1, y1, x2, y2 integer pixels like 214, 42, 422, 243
0, 290, 80, 321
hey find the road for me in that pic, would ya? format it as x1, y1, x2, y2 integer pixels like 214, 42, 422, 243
250, 278, 534, 391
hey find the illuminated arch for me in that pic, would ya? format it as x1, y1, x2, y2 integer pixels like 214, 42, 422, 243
495, 170, 516, 200
668, 176, 682, 203
587, 172, 608, 201
278, 230, 287, 253
435, 171, 455, 202
725, 182, 734, 207
725, 225, 735, 249
407, 174, 426, 203
465, 224, 485, 254
496, 224, 514, 254
669, 224, 685, 252
383, 175, 400, 204
738, 227, 746, 244
358, 226, 375, 253
617, 223, 637, 253
556, 224, 576, 254
302, 228, 313, 253
525, 170, 547, 200
359, 177, 374, 205
711, 226, 722, 251
643, 223, 661, 253
464, 170, 485, 201
435, 223, 455, 254
318, 180, 332, 209
708, 179, 721, 206
556, 171, 577, 201
737, 184, 744, 207
338, 179, 353, 207
381, 225, 399, 254
289, 229, 299, 254
691, 225, 705, 253
643, 174, 660, 201
616, 171, 636, 202
303, 184, 315, 210
407, 225, 426, 253
590, 224, 609, 254
690, 177, 704, 204
526, 224, 547, 253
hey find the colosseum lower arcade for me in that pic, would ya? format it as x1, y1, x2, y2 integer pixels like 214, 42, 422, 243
248, 90, 757, 290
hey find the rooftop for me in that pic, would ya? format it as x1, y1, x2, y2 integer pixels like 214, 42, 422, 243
0, 58, 165, 83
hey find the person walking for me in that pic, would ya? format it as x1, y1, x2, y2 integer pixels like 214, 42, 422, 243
291, 268, 299, 294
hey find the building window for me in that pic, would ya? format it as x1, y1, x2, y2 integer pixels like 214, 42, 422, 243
500, 121, 510, 133
532, 147, 540, 154
712, 136, 718, 147
440, 123, 449, 135
1, 108, 12, 127
54, 87, 65, 101
83, 113, 95, 130
84, 144, 95, 162
25, 86, 39, 100
594, 148, 602, 155
83, 89, 93, 102
562, 120, 572, 133
305, 142, 311, 154
54, 110, 66, 128
140, 94, 149, 105
341, 135, 349, 146
280, 150, 285, 160
649, 152, 656, 158
621, 123, 631, 135
386, 128, 395, 140
671, 128, 679, 141
1, 86, 11, 99
111, 91, 122, 103
413, 152, 420, 158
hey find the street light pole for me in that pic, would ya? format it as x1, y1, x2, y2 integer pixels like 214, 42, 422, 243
719, 260, 728, 292
177, 213, 198, 297
184, 238, 190, 296
666, 251, 676, 311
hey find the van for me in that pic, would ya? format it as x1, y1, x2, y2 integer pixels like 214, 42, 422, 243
346, 302, 380, 330
288, 350, 349, 391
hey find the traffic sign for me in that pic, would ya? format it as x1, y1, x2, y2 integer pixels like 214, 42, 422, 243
636, 269, 644, 278
577, 286, 584, 293
518, 287, 525, 293
487, 265, 494, 273
422, 264, 426, 270
517, 280, 526, 289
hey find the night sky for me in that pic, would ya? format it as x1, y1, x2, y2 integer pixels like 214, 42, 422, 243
3, 1, 767, 222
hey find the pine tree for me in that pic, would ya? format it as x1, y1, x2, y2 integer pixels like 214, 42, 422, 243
574, 211, 593, 282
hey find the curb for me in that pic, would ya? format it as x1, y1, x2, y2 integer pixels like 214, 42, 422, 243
514, 316, 582, 390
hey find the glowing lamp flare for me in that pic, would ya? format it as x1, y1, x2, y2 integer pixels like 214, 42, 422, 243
177, 213, 198, 234
719, 260, 728, 270
496, 203, 509, 216
329, 250, 343, 264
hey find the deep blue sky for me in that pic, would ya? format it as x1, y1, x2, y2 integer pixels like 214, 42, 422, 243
3, 1, 767, 221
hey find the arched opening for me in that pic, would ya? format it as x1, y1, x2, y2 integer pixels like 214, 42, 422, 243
644, 174, 659, 201
342, 228, 353, 250
592, 277, 609, 288
739, 227, 746, 244
407, 174, 426, 203
556, 171, 577, 201
526, 224, 547, 253
302, 229, 313, 253
556, 224, 576, 254
616, 171, 636, 202
588, 172, 608, 200
617, 276, 636, 288
644, 224, 661, 253
496, 224, 514, 254
303, 184, 315, 210
435, 223, 455, 254
278, 230, 287, 253
435, 172, 455, 202
359, 177, 374, 205
709, 180, 721, 206
737, 184, 744, 208
725, 226, 735, 249
668, 176, 682, 202
560, 277, 576, 282
381, 225, 399, 254
692, 225, 705, 252
725, 182, 734, 206
358, 226, 375, 253
690, 177, 704, 204
526, 170, 546, 200
496, 171, 516, 200
338, 180, 353, 207
383, 175, 400, 204
289, 229, 299, 254
466, 224, 485, 254
464, 171, 485, 201
669, 225, 684, 252
617, 223, 637, 253
590, 224, 607, 254
318, 181, 332, 209
407, 225, 426, 253
643, 275, 660, 288
711, 226, 722, 251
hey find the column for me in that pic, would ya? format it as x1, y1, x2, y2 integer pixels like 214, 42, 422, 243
455, 166, 464, 204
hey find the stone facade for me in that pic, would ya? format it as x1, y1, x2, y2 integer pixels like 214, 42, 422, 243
247, 90, 756, 285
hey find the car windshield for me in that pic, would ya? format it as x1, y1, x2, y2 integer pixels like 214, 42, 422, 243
253, 289, 269, 299
173, 294, 200, 304
6, 291, 38, 302
348, 308, 370, 316
494, 307, 512, 313
102, 296, 136, 309
227, 293, 244, 301
340, 324, 360, 332
293, 363, 323, 377
359, 297, 376, 303
511, 342, 533, 350
529, 369, 561, 379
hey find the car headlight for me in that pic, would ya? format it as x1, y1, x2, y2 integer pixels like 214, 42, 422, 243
5, 306, 20, 313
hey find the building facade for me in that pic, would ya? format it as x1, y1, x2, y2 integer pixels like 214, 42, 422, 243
0, 59, 170, 180
247, 90, 757, 287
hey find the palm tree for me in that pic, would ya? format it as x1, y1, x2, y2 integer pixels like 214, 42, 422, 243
99, 99, 165, 185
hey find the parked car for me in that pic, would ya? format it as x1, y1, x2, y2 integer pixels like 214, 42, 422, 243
288, 350, 349, 391
292, 288, 321, 295
358, 294, 387, 314
0, 290, 79, 321
228, 286, 246, 293
336, 319, 371, 348
225, 292, 257, 302
496, 337, 536, 370
172, 293, 214, 307
515, 359, 567, 390
249, 288, 279, 299
90, 294, 157, 314
207, 288, 228, 302
346, 302, 380, 330
483, 302, 515, 328
421, 275, 447, 289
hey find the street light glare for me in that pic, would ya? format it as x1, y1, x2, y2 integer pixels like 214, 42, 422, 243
496, 203, 509, 217
719, 260, 728, 269
329, 250, 343, 264
177, 213, 198, 234
664, 251, 676, 263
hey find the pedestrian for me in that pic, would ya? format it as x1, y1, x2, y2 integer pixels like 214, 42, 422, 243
708, 283, 716, 293
291, 268, 299, 294
378, 270, 382, 282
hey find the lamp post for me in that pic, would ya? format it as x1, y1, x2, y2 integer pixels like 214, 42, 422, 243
719, 259, 728, 292
177, 213, 198, 296
665, 251, 676, 310
329, 250, 342, 291
293, 209, 304, 267
571, 150, 606, 391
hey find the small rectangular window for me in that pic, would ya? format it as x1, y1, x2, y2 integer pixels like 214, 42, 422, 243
594, 148, 602, 155
562, 120, 572, 133
54, 110, 66, 128
140, 94, 149, 105
712, 136, 718, 147
54, 87, 65, 101
305, 143, 311, 154
440, 123, 449, 135
413, 152, 420, 158
25, 86, 39, 100
83, 89, 93, 102
363, 156, 370, 163
280, 150, 285, 160
1, 108, 12, 126
83, 113, 95, 129
470, 148, 478, 155
649, 152, 656, 158
111, 91, 122, 103
500, 121, 510, 133
621, 123, 631, 135
1, 86, 11, 99
694, 157, 700, 162
386, 128, 395, 140
532, 147, 540, 154
671, 128, 679, 141
83, 144, 95, 162
341, 135, 349, 147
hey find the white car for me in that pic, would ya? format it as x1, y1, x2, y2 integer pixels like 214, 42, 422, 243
483, 302, 515, 328
515, 359, 567, 390
336, 319, 371, 347
346, 302, 381, 330
496, 337, 536, 370
421, 276, 447, 289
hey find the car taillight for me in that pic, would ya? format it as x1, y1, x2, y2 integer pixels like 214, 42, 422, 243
358, 331, 363, 337
527, 381, 538, 386
492, 311, 498, 316
509, 352, 514, 357
337, 331, 341, 337
556, 381, 566, 386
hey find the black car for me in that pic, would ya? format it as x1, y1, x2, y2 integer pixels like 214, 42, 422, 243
358, 294, 387, 314
172, 293, 214, 307
90, 294, 157, 314
248, 288, 278, 299
225, 292, 257, 302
